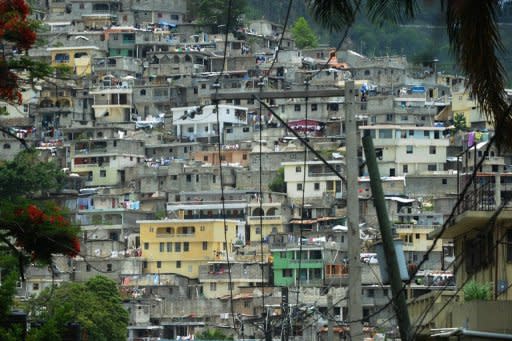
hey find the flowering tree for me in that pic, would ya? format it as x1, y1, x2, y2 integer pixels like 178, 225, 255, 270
0, 150, 80, 268
0, 149, 81, 339
0, 0, 37, 104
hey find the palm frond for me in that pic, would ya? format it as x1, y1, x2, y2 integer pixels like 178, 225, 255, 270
306, 0, 360, 31
446, 0, 511, 148
366, 0, 418, 25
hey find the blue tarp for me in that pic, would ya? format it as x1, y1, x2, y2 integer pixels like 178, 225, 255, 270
411, 85, 425, 93
158, 19, 177, 28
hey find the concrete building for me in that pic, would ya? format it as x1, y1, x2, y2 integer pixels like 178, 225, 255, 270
138, 219, 239, 279
360, 125, 450, 176
172, 104, 249, 143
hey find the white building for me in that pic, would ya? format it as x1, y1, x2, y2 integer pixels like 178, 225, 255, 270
360, 125, 450, 177
171, 104, 248, 143
282, 160, 344, 201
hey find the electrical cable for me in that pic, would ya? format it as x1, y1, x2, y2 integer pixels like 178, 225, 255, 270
410, 214, 509, 340
214, 0, 233, 86
266, 0, 294, 78
256, 79, 269, 340
212, 88, 238, 337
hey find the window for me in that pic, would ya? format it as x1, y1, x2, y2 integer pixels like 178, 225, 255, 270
210, 282, 217, 291
203, 155, 208, 161
427, 164, 437, 171
200, 226, 206, 231
160, 242, 164, 252
175, 242, 181, 252
183, 242, 189, 252
314, 183, 320, 191
403, 165, 408, 174
202, 241, 208, 250
3, 143, 10, 149
167, 242, 172, 252
33, 283, 39, 291
379, 129, 392, 138
242, 127, 250, 132
311, 103, 318, 111
406, 145, 413, 154
86, 264, 91, 272
144, 242, 149, 250
429, 146, 437, 154
294, 104, 301, 111
100, 170, 106, 177
143, 261, 147, 269
442, 178, 447, 185
186, 174, 192, 182
415, 233, 420, 239
255, 227, 261, 234
107, 264, 112, 272
282, 269, 292, 277
386, 114, 393, 121
242, 154, 247, 160
401, 115, 408, 121
157, 261, 161, 269
424, 131, 430, 137
297, 183, 303, 191
176, 261, 181, 268
295, 166, 301, 172
367, 288, 374, 297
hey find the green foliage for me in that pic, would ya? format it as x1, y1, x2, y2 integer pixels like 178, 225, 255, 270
291, 17, 318, 49
268, 167, 286, 193
453, 113, 467, 132
0, 149, 65, 199
196, 328, 233, 340
463, 280, 492, 301
29, 276, 128, 341
188, 0, 247, 30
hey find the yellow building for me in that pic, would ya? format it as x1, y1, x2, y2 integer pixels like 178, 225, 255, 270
47, 46, 101, 76
138, 219, 239, 279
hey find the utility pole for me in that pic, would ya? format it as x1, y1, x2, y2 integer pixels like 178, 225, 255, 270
362, 132, 412, 341
345, 81, 363, 340
281, 287, 289, 341
327, 294, 334, 341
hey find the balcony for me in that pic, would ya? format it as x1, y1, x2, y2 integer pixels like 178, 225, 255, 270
247, 215, 282, 223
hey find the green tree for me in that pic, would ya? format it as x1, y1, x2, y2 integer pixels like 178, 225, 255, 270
0, 150, 80, 339
29, 276, 128, 341
188, 0, 247, 31
196, 328, 233, 340
453, 113, 467, 132
268, 167, 286, 193
291, 17, 319, 49
307, 0, 511, 148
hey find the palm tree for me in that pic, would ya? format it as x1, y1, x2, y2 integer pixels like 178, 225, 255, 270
307, 0, 511, 148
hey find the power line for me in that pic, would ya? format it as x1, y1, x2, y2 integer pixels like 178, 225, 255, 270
410, 202, 510, 339
266, 0, 294, 78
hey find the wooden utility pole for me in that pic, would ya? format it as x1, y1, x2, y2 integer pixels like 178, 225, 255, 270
345, 81, 363, 340
327, 294, 334, 341
362, 132, 412, 341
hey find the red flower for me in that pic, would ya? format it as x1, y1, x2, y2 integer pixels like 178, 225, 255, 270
68, 237, 80, 257
27, 204, 44, 221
